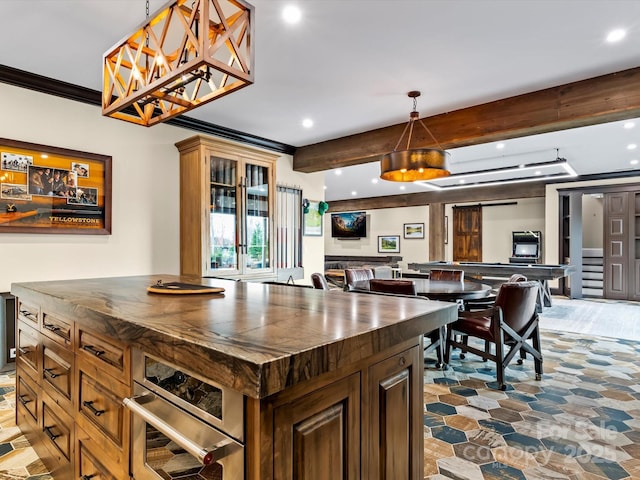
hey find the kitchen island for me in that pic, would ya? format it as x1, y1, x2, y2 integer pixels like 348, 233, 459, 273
12, 274, 457, 479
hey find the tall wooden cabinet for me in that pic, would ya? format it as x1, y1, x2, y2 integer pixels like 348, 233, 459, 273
176, 135, 278, 279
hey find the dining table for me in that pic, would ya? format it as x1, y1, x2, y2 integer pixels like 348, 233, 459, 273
349, 278, 493, 302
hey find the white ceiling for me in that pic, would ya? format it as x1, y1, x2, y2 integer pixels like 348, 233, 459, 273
1, 0, 639, 200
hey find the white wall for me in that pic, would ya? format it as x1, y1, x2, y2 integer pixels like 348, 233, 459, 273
0, 83, 321, 292
582, 194, 604, 248
444, 198, 545, 263
324, 205, 429, 270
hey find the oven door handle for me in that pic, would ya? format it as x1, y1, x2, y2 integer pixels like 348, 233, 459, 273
123, 393, 236, 466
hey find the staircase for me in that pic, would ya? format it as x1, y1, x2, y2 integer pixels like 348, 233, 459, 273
582, 248, 604, 298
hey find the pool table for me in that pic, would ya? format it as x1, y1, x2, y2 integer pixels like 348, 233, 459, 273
407, 261, 576, 307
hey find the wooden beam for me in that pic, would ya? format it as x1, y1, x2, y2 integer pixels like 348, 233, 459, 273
429, 203, 445, 261
294, 67, 640, 173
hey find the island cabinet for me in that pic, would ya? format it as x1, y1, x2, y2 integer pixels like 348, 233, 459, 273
12, 275, 457, 480
176, 135, 279, 280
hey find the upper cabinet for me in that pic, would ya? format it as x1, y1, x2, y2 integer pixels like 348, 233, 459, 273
176, 136, 278, 279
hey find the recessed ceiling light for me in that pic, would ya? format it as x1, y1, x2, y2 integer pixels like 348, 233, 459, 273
282, 5, 302, 24
400, 185, 406, 190
624, 122, 635, 129
302, 118, 313, 128
535, 170, 542, 175
351, 191, 357, 196
628, 144, 637, 150
606, 28, 626, 43
630, 159, 639, 165
371, 178, 378, 184
323, 185, 327, 189
496, 143, 505, 150
459, 179, 465, 184
334, 169, 342, 175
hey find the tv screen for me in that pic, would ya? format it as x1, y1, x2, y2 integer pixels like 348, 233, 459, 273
514, 243, 538, 257
331, 211, 367, 238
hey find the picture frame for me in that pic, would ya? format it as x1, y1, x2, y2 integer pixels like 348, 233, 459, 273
378, 235, 400, 253
0, 138, 112, 234
403, 222, 424, 239
303, 200, 323, 236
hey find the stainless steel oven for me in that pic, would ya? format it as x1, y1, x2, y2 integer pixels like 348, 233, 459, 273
125, 349, 244, 480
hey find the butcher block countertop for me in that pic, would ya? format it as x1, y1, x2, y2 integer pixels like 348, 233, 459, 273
12, 274, 457, 399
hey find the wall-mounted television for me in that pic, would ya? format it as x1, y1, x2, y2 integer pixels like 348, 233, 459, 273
514, 243, 538, 257
331, 211, 367, 238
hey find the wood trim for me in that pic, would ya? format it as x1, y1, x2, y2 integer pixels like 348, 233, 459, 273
294, 66, 640, 172
328, 181, 547, 212
429, 203, 444, 261
0, 64, 295, 155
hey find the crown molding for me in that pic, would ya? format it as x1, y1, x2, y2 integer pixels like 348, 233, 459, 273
0, 64, 296, 155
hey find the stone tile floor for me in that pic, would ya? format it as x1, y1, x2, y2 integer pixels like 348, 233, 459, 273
1, 330, 639, 479
423, 330, 640, 479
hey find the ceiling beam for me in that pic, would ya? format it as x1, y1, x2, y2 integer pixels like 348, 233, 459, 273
293, 66, 640, 173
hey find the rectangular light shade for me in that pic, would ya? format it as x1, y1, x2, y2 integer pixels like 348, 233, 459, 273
102, 0, 254, 127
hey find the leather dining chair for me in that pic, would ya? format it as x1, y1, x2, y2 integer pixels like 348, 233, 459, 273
444, 280, 541, 390
429, 269, 464, 281
369, 279, 416, 295
311, 273, 330, 290
344, 268, 374, 291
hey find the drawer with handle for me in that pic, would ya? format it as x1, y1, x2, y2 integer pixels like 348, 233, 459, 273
78, 367, 128, 446
42, 396, 73, 462
42, 312, 72, 347
17, 299, 39, 328
17, 321, 40, 380
42, 337, 74, 405
77, 327, 128, 383
16, 374, 39, 424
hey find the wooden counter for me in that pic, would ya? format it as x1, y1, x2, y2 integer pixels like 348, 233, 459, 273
12, 274, 457, 479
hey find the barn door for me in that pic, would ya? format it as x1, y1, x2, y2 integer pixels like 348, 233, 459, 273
453, 205, 482, 262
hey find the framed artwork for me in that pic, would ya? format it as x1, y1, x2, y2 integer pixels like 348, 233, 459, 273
303, 200, 323, 236
403, 222, 424, 239
378, 235, 400, 253
0, 138, 112, 234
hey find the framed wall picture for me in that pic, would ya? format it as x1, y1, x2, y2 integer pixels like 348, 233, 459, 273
0, 138, 112, 234
378, 235, 400, 253
403, 222, 424, 239
303, 200, 323, 236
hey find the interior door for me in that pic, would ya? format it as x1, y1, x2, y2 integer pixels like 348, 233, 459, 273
604, 192, 629, 299
453, 206, 482, 262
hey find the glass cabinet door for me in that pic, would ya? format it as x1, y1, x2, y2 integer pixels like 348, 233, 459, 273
244, 163, 270, 272
209, 156, 238, 272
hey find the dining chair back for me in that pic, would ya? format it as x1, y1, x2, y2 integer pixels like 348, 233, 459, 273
369, 279, 417, 296
344, 268, 374, 291
311, 273, 330, 290
429, 269, 464, 281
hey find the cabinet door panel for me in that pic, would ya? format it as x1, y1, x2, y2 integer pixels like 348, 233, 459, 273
274, 373, 360, 480
368, 345, 422, 480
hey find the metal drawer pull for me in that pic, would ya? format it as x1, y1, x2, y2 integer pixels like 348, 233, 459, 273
44, 368, 61, 379
82, 345, 105, 357
124, 394, 236, 466
20, 309, 35, 319
18, 395, 31, 406
18, 347, 29, 355
83, 400, 105, 417
44, 426, 60, 441
43, 323, 61, 332
81, 475, 96, 480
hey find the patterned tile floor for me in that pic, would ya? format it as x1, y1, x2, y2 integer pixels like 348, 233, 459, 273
423, 331, 640, 479
1, 324, 640, 479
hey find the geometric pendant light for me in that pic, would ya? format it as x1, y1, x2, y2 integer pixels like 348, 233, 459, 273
102, 0, 254, 127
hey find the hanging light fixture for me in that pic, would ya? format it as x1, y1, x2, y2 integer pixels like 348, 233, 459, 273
380, 91, 451, 182
102, 0, 254, 127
